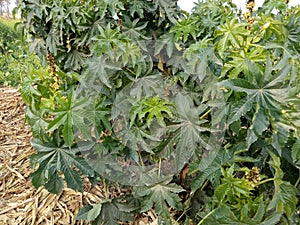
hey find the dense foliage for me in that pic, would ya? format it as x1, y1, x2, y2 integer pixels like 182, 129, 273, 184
18, 0, 300, 224
0, 17, 41, 86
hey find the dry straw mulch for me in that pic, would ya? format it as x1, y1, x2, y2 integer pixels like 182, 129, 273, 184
0, 86, 105, 225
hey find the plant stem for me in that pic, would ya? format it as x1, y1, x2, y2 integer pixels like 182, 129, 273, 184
158, 158, 161, 177
200, 109, 212, 120
197, 207, 218, 225
257, 178, 274, 185
125, 67, 136, 76
138, 149, 144, 166
103, 178, 109, 199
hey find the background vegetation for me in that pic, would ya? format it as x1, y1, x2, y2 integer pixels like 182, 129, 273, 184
0, 16, 41, 86
9, 0, 300, 224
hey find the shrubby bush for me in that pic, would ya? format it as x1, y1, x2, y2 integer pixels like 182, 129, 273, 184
18, 0, 300, 224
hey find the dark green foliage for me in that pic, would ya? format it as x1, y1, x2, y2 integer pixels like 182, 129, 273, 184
18, 0, 300, 224
30, 138, 94, 193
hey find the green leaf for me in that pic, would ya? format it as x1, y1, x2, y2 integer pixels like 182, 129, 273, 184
153, 0, 178, 24
87, 203, 102, 221
221, 47, 267, 78
122, 18, 149, 41
227, 96, 254, 125
252, 105, 269, 136
133, 176, 183, 221
171, 16, 198, 43
44, 171, 64, 194
47, 90, 94, 146
173, 93, 211, 171
198, 203, 282, 225
92, 24, 129, 55
268, 152, 297, 217
84, 55, 121, 89
60, 156, 84, 192
130, 95, 174, 128
76, 205, 93, 220
259, 0, 288, 15
246, 128, 258, 148
214, 166, 254, 204
221, 60, 292, 146
63, 49, 87, 71
214, 19, 247, 55
271, 122, 292, 155
191, 148, 232, 192
77, 199, 133, 225
128, 0, 153, 18
30, 138, 94, 194
25, 103, 49, 138
291, 138, 300, 165
155, 34, 175, 58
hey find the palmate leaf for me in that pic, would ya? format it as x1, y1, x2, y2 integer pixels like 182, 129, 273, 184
192, 142, 260, 194
117, 42, 143, 67
171, 16, 198, 43
198, 203, 282, 225
115, 120, 158, 155
20, 77, 42, 104
153, 0, 178, 24
221, 47, 267, 78
45, 28, 59, 56
131, 95, 174, 128
220, 59, 292, 147
253, 15, 286, 42
133, 176, 183, 222
91, 24, 129, 55
214, 166, 254, 204
214, 19, 247, 55
265, 41, 300, 73
63, 49, 88, 71
103, 0, 125, 17
183, 45, 218, 82
259, 0, 288, 15
25, 102, 49, 138
191, 148, 234, 193
78, 17, 105, 46
30, 138, 94, 193
112, 75, 165, 121
64, 3, 93, 28
47, 90, 94, 146
155, 93, 214, 172
122, 18, 149, 41
173, 93, 211, 171
84, 55, 122, 89
227, 97, 254, 125
246, 104, 270, 147
29, 37, 47, 64
154, 33, 176, 58
76, 198, 135, 225
94, 96, 112, 138
128, 0, 153, 18
270, 122, 292, 156
267, 152, 297, 217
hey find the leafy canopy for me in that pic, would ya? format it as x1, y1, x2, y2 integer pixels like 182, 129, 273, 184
18, 0, 300, 224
